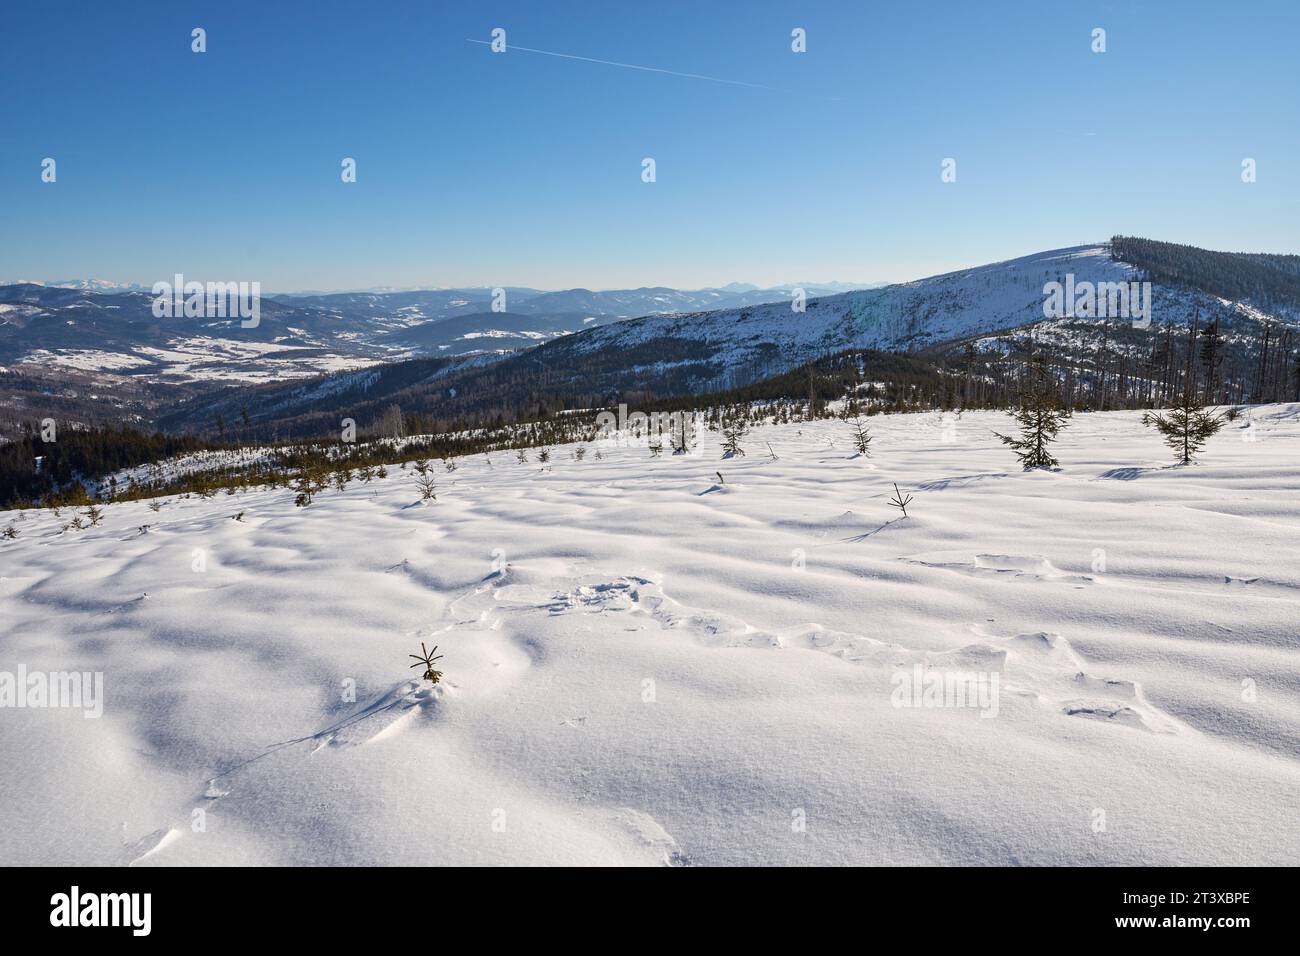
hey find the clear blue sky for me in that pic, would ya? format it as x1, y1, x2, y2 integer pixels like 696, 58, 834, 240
1, 0, 1295, 291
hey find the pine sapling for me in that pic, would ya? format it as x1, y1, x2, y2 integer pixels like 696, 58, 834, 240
849, 415, 873, 456
293, 467, 315, 507
993, 359, 1068, 470
720, 415, 749, 458
409, 643, 444, 684
887, 482, 913, 518
415, 473, 438, 501
1143, 387, 1224, 465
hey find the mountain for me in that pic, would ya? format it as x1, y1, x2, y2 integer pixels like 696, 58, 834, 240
375, 311, 601, 354
150, 240, 1300, 438
4, 278, 151, 293
0, 281, 877, 388
7, 240, 1298, 439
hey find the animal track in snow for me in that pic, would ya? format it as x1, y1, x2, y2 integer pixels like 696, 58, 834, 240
542, 573, 784, 649
790, 621, 1182, 734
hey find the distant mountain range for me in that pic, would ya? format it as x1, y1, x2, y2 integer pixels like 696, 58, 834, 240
0, 281, 882, 382
141, 239, 1299, 438
3, 239, 1298, 439
11, 278, 875, 294
5, 279, 152, 293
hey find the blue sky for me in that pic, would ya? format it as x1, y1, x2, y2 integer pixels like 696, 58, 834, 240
1, 0, 1295, 291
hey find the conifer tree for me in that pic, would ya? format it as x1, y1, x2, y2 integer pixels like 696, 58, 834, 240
849, 415, 872, 456
720, 414, 749, 458
415, 472, 437, 501
293, 468, 315, 507
1142, 387, 1224, 465
993, 358, 1068, 470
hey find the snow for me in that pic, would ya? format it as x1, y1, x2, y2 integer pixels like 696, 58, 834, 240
2, 405, 1298, 865
131, 338, 383, 383
0, 303, 45, 317
17, 349, 154, 372
566, 244, 1297, 385
460, 330, 551, 340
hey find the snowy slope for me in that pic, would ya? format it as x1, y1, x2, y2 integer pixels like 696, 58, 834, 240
2, 406, 1298, 865
560, 244, 1280, 382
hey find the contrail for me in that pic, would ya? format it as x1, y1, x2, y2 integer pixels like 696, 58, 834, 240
466, 38, 773, 90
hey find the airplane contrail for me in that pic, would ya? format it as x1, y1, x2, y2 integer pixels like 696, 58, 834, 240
465, 38, 774, 90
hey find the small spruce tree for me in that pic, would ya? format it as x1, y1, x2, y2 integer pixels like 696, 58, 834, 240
1143, 387, 1223, 465
849, 415, 872, 456
415, 473, 437, 501
293, 468, 315, 507
993, 359, 1068, 470
720, 415, 749, 459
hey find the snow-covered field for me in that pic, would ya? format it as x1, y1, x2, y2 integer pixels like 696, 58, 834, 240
2, 406, 1298, 866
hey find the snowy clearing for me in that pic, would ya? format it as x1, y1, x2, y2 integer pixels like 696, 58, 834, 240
1, 406, 1297, 865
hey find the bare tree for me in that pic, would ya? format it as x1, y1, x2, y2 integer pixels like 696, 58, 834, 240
670, 412, 695, 455
379, 404, 404, 440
